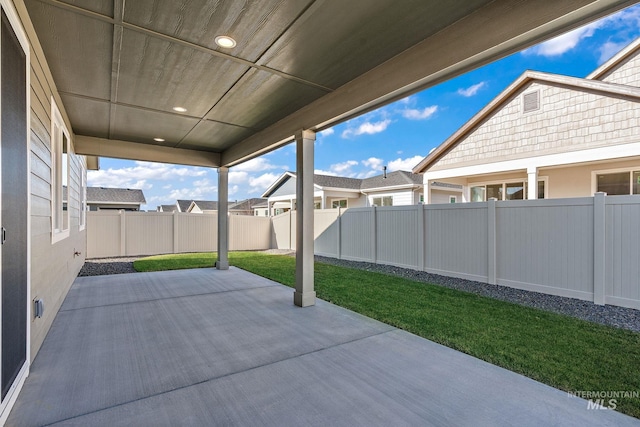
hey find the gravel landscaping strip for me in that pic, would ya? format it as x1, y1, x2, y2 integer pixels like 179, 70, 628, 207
78, 253, 640, 333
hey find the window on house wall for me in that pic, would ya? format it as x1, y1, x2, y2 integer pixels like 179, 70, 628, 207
51, 100, 71, 242
596, 170, 640, 195
471, 180, 545, 201
331, 199, 347, 208
419, 194, 424, 203
372, 196, 393, 206
314, 201, 321, 209
449, 196, 457, 203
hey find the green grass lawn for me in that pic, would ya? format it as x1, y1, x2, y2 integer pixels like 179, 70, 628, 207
134, 251, 640, 418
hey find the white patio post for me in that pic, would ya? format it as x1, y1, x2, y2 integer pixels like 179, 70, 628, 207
216, 166, 229, 270
294, 129, 316, 307
527, 166, 538, 200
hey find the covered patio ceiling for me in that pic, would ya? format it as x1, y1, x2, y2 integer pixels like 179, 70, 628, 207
21, 0, 636, 168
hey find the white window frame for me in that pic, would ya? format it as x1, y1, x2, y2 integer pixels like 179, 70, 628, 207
470, 177, 548, 201
371, 196, 393, 207
79, 162, 86, 231
51, 98, 71, 243
591, 166, 640, 196
449, 195, 457, 203
331, 199, 348, 208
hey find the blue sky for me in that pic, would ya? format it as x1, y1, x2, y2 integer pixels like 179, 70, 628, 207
88, 5, 640, 211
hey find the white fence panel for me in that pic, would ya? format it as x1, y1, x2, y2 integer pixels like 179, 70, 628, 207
605, 196, 640, 309
124, 212, 174, 256
424, 203, 488, 282
376, 206, 419, 269
496, 198, 594, 300
314, 209, 340, 257
230, 215, 271, 250
86, 211, 122, 258
271, 212, 292, 249
340, 208, 374, 262
175, 213, 217, 253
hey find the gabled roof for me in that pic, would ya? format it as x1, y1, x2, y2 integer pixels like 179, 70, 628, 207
361, 170, 422, 190
86, 187, 146, 204
176, 200, 193, 212
587, 37, 640, 80
230, 198, 267, 211
158, 204, 177, 212
262, 170, 422, 197
413, 70, 640, 174
189, 201, 219, 211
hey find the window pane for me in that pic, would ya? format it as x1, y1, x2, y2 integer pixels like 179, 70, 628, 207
470, 186, 485, 202
332, 199, 347, 208
597, 172, 629, 195
382, 196, 393, 206
537, 180, 545, 199
486, 184, 503, 200
633, 171, 640, 195
505, 182, 524, 200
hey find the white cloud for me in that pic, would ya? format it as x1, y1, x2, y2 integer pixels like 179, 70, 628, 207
248, 173, 280, 193
341, 119, 391, 138
401, 105, 438, 120
319, 128, 335, 136
387, 155, 424, 172
314, 169, 337, 176
229, 171, 249, 185
457, 82, 486, 97
331, 160, 358, 174
87, 161, 206, 189
523, 21, 601, 57
598, 40, 628, 64
362, 157, 384, 170
233, 157, 284, 172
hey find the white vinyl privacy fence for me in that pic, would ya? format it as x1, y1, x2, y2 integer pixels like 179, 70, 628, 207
88, 194, 640, 309
87, 211, 271, 258
274, 195, 640, 310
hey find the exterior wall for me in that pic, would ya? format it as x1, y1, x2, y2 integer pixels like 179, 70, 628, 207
268, 176, 297, 198
88, 203, 139, 211
15, 0, 86, 361
429, 81, 640, 171
365, 189, 416, 206
430, 189, 460, 204
598, 52, 640, 87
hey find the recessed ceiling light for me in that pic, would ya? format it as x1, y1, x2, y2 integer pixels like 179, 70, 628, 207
215, 35, 236, 48
173, 107, 187, 113
153, 137, 165, 142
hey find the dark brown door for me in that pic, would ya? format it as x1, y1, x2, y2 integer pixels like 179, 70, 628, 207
1, 10, 28, 400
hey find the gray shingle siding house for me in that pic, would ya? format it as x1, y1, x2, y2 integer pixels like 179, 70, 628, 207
86, 187, 146, 211
262, 171, 423, 215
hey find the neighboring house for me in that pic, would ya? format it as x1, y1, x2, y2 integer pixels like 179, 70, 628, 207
187, 200, 218, 214
157, 204, 177, 212
182, 198, 267, 215
414, 38, 640, 203
86, 187, 146, 211
175, 199, 194, 212
252, 201, 270, 217
262, 171, 423, 215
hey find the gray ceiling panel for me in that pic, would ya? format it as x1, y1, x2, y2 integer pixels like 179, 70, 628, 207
59, 94, 110, 138
116, 29, 249, 117
25, 0, 113, 100
57, 0, 115, 17
124, 0, 313, 62
180, 121, 255, 152
261, 0, 490, 89
111, 105, 200, 146
206, 68, 327, 130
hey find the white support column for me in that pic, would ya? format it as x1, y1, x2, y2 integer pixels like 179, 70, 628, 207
216, 166, 229, 270
294, 129, 316, 307
527, 166, 538, 200
425, 180, 431, 205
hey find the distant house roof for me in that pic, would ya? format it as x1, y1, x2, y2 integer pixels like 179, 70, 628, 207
262, 171, 422, 197
190, 201, 218, 211
176, 200, 193, 212
158, 204, 177, 212
86, 187, 146, 204
361, 170, 422, 190
230, 198, 267, 211
587, 37, 640, 80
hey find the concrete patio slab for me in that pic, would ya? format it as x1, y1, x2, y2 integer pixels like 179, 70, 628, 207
7, 267, 639, 426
